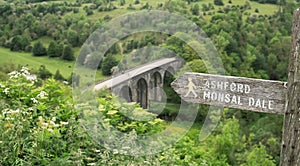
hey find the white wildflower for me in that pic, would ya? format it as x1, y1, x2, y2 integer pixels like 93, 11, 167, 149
28, 107, 34, 111
20, 66, 29, 74
5, 117, 14, 121
94, 149, 101, 153
113, 149, 118, 154
119, 150, 126, 154
8, 71, 20, 79
7, 67, 35, 81
63, 81, 68, 85
37, 91, 48, 99
0, 83, 4, 88
21, 72, 27, 77
41, 122, 48, 128
50, 120, 55, 125
8, 71, 18, 76
2, 109, 9, 115
87, 163, 96, 166
21, 111, 29, 115
31, 98, 38, 104
3, 88, 9, 94
25, 74, 37, 81
60, 121, 68, 126
38, 116, 43, 121
122, 146, 130, 150
47, 128, 54, 133
11, 109, 20, 114
51, 117, 56, 122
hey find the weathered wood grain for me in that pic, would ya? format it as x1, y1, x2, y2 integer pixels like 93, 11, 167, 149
280, 8, 300, 166
171, 72, 287, 114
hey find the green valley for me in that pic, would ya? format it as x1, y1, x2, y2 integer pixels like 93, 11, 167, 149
0, 0, 297, 165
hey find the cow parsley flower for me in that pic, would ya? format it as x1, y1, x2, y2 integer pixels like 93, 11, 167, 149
3, 88, 9, 95
49, 120, 55, 126
37, 91, 48, 99
60, 121, 69, 126
38, 116, 43, 122
25, 74, 37, 81
47, 128, 54, 133
113, 149, 119, 154
31, 98, 38, 104
8, 71, 18, 76
20, 66, 30, 75
41, 122, 48, 128
5, 117, 14, 121
51, 117, 56, 122
94, 149, 101, 153
11, 109, 20, 115
2, 109, 8, 116
8, 67, 36, 81
8, 71, 20, 79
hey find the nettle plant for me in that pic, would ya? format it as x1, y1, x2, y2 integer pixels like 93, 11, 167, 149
0, 67, 77, 165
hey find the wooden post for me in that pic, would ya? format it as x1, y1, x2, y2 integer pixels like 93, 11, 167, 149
280, 8, 300, 166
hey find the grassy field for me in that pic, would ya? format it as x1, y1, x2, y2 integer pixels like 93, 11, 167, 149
194, 0, 278, 20
0, 47, 107, 81
0, 47, 73, 78
249, 1, 278, 15
82, 0, 278, 21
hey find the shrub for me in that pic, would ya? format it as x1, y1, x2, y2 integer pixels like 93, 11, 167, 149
214, 0, 224, 6
32, 41, 47, 56
62, 45, 75, 61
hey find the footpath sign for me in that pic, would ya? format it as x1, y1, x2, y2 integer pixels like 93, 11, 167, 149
172, 8, 300, 166
171, 72, 287, 115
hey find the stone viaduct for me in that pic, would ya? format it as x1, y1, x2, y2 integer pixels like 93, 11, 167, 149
94, 57, 183, 108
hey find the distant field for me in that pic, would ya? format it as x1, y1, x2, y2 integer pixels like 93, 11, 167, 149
195, 0, 278, 19
0, 47, 74, 78
81, 0, 279, 21
250, 1, 278, 15
0, 47, 107, 81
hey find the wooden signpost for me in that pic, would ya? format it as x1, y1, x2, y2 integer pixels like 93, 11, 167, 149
171, 8, 300, 166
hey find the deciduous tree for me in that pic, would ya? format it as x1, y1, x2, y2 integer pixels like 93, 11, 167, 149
102, 55, 118, 75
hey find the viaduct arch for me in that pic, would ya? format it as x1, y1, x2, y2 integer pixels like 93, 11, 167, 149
94, 58, 183, 108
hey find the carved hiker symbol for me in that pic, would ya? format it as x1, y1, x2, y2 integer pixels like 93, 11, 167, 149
184, 77, 198, 98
